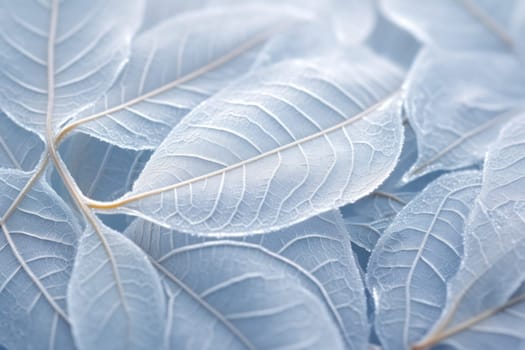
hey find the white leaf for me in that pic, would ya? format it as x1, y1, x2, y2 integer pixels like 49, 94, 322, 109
126, 210, 369, 349
141, 239, 346, 349
108, 51, 404, 235
367, 170, 482, 350
414, 115, 525, 350
73, 4, 313, 150
402, 49, 525, 182
0, 169, 79, 349
0, 0, 144, 136
68, 224, 165, 350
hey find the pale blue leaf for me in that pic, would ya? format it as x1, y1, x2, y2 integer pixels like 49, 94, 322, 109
414, 116, 525, 350
367, 170, 482, 350
380, 0, 519, 52
73, 4, 313, 150
126, 210, 368, 349
402, 49, 525, 182
0, 168, 79, 349
0, 112, 44, 171
68, 224, 165, 350
133, 238, 346, 349
141, 0, 375, 46
112, 51, 404, 235
0, 0, 144, 136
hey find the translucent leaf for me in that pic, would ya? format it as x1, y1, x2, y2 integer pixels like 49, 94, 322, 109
105, 51, 404, 235
73, 4, 313, 150
402, 49, 525, 182
127, 235, 347, 349
141, 0, 375, 46
126, 210, 368, 349
0, 112, 44, 171
0, 169, 79, 349
414, 116, 525, 350
0, 0, 144, 136
68, 224, 165, 350
367, 170, 482, 350
381, 0, 519, 52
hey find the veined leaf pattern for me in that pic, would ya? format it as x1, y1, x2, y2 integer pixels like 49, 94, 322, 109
126, 210, 368, 349
402, 49, 525, 182
367, 171, 482, 350
1, 1, 523, 349
102, 51, 405, 235
414, 116, 525, 350
0, 169, 79, 349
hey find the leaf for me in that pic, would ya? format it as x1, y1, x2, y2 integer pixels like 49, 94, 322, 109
0, 169, 79, 350
96, 50, 405, 235
126, 234, 348, 349
0, 2, 170, 349
367, 170, 482, 350
67, 224, 165, 350
402, 49, 525, 182
126, 210, 369, 349
380, 0, 520, 52
141, 0, 375, 46
70, 4, 313, 150
413, 115, 525, 350
0, 112, 44, 171
0, 0, 144, 136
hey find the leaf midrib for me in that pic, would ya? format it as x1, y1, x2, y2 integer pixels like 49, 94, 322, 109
86, 90, 402, 210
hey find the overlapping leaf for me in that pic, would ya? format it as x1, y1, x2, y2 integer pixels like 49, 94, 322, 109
0, 0, 144, 136
68, 224, 165, 350
367, 171, 481, 350
0, 169, 79, 349
402, 49, 525, 182
2, 1, 523, 349
71, 4, 314, 150
414, 115, 525, 350
105, 50, 405, 235
126, 210, 368, 349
